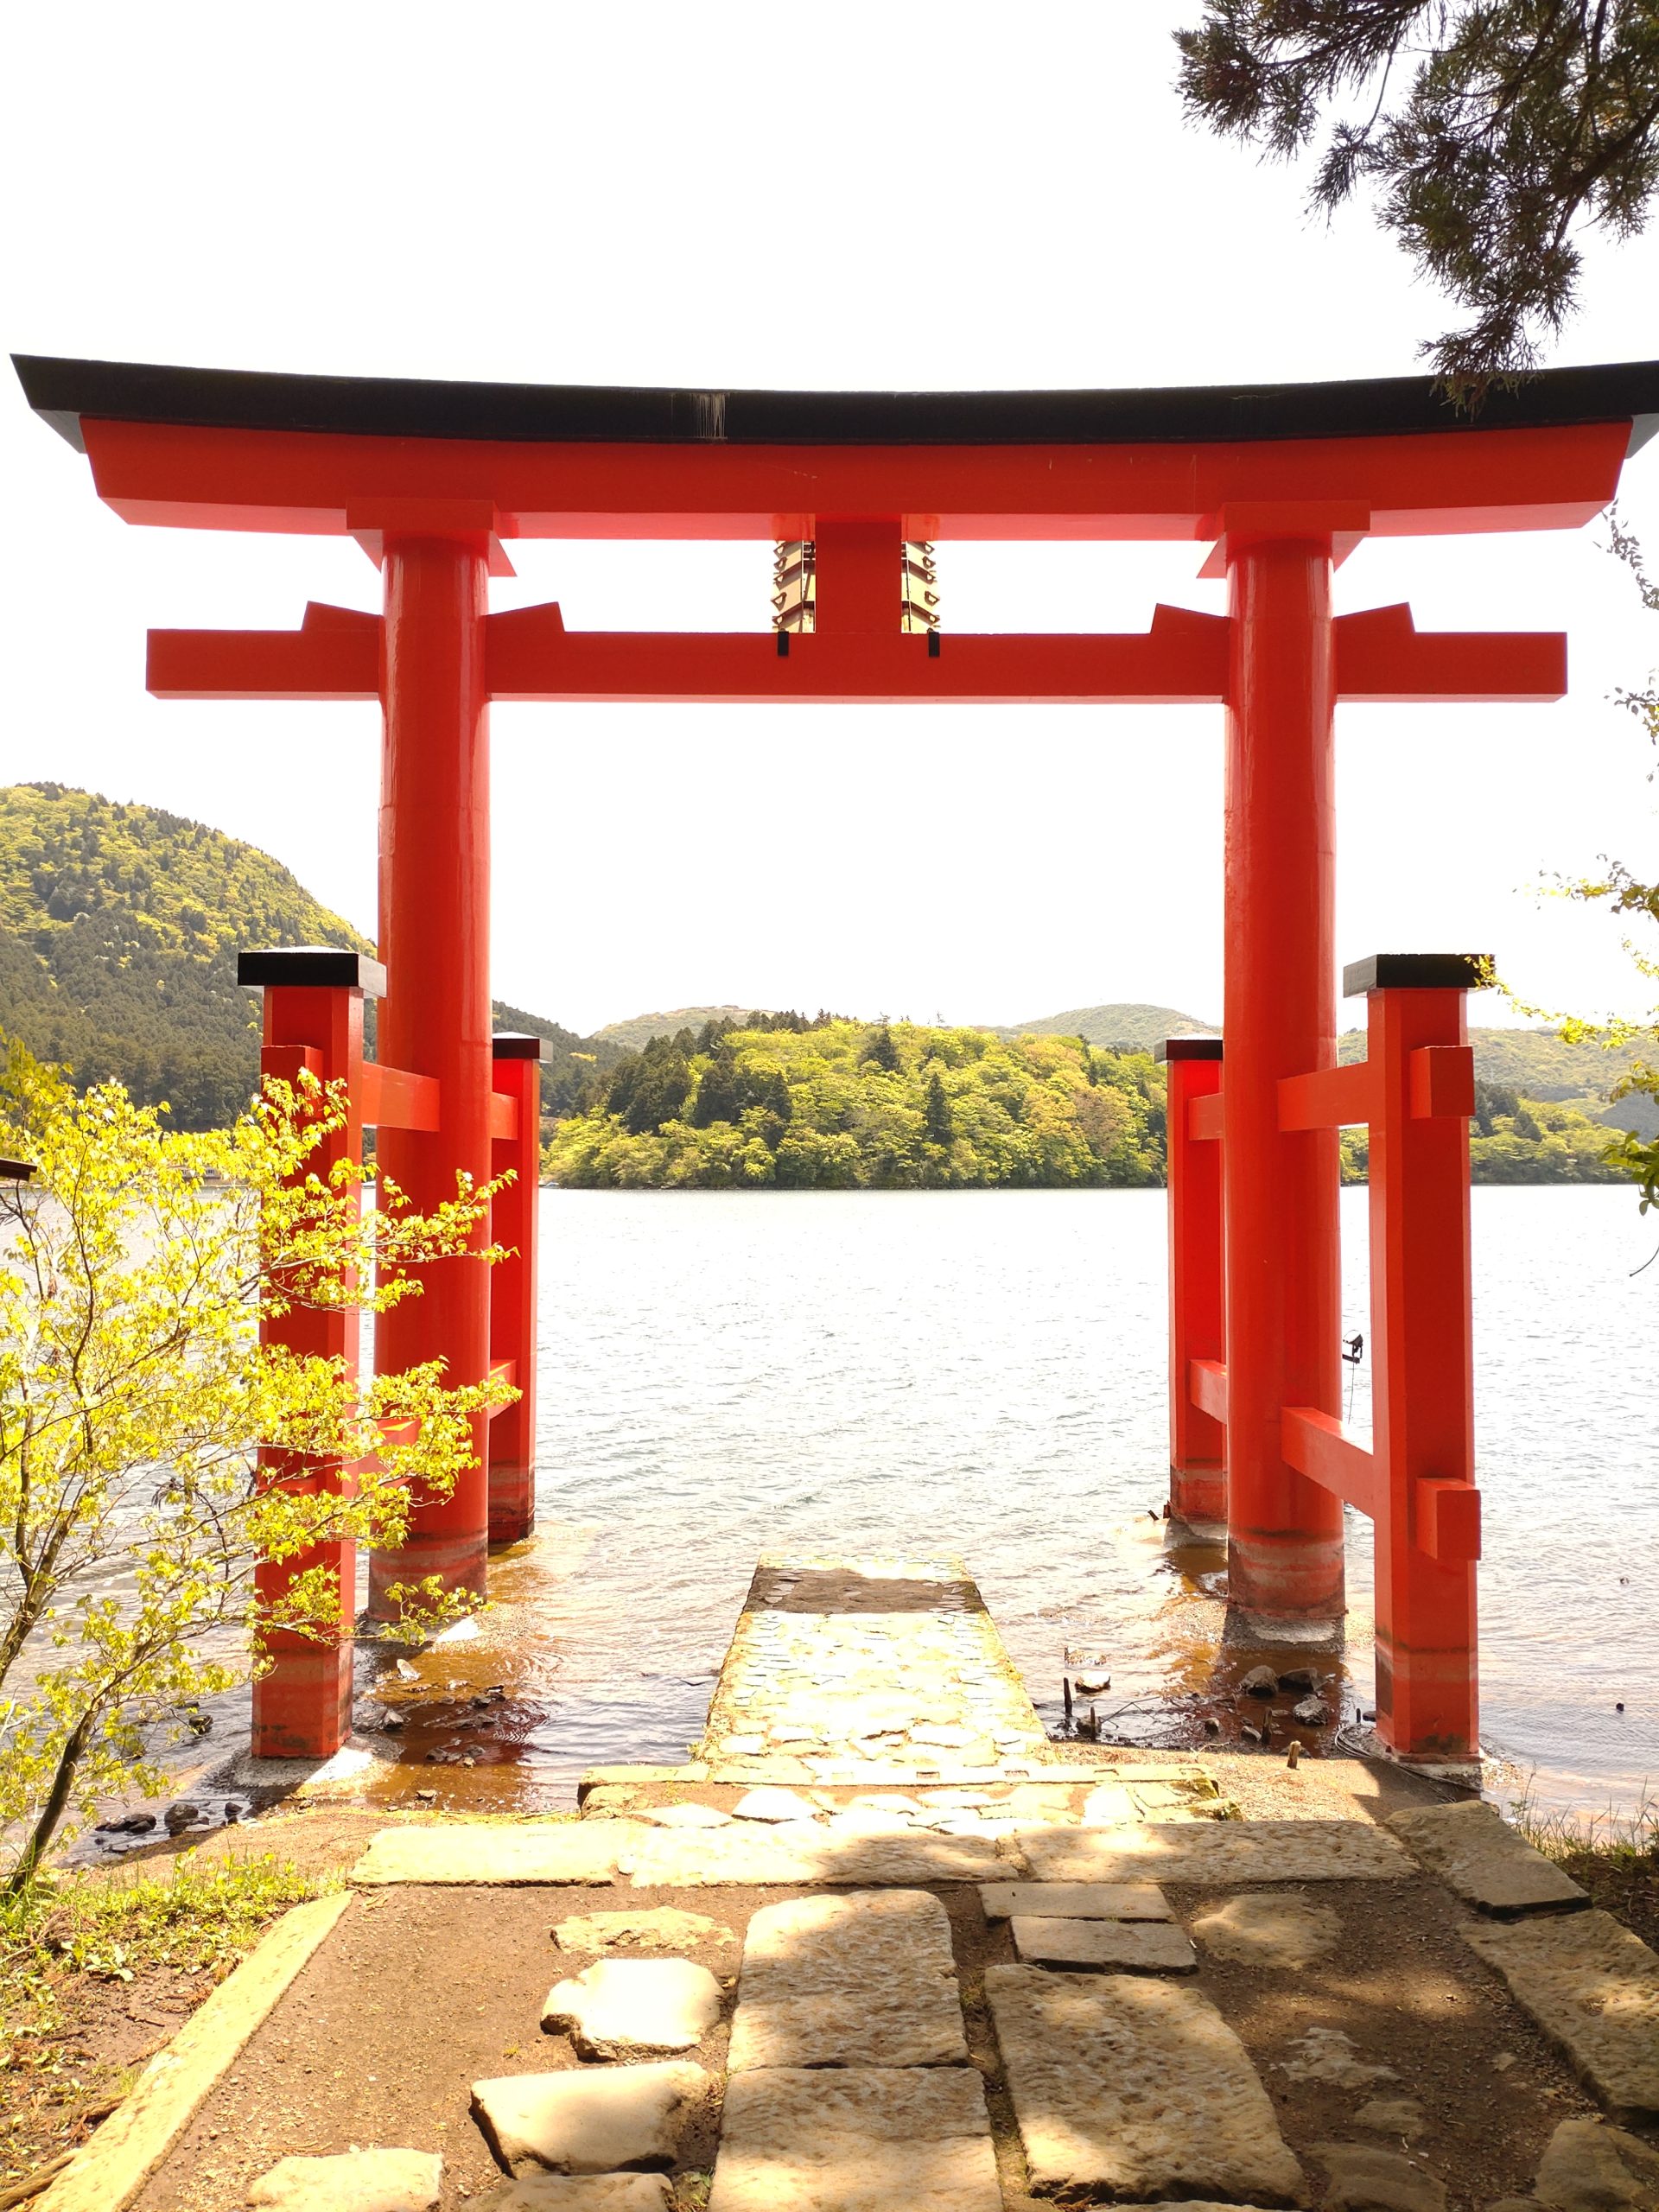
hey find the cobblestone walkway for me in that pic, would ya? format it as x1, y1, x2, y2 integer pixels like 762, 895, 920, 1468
99, 1558, 1659, 2212
696, 1554, 1051, 1783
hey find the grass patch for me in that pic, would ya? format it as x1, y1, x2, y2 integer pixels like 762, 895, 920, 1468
2, 1849, 337, 2050
1511, 1787, 1659, 1950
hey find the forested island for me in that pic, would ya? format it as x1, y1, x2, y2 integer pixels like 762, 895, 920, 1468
543, 1014, 1629, 1189
545, 1015, 1167, 1187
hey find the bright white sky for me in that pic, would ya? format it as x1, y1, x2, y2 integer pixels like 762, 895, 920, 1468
3, 4, 1658, 1037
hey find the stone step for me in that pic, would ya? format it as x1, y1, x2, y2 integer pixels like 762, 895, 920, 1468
707, 2066, 1001, 2212
1463, 1909, 1659, 2118
984, 1962, 1305, 2202
1009, 1914, 1197, 1973
1020, 1815, 1413, 1885
698, 1552, 1050, 1783
1389, 1800, 1590, 1916
728, 1890, 966, 2070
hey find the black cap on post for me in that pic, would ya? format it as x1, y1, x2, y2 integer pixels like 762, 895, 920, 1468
493, 1033, 551, 1062
1154, 1036, 1224, 1063
1342, 954, 1492, 998
0, 1158, 35, 1180
237, 946, 387, 997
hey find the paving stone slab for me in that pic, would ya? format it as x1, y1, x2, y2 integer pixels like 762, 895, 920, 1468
1192, 1891, 1342, 1968
1019, 1815, 1411, 1885
1389, 1800, 1590, 1916
617, 1819, 1010, 1887
1534, 2115, 1659, 2209
247, 2148, 442, 2210
1314, 2141, 1447, 2212
1464, 1910, 1659, 2117
708, 2065, 1000, 2212
979, 1878, 1173, 1922
1080, 1781, 1139, 1825
638, 1801, 732, 1828
1010, 1914, 1196, 1972
353, 1823, 637, 1886
984, 1962, 1304, 2203
731, 1787, 819, 1823
470, 2063, 708, 2177
729, 1889, 966, 2069
473, 2180, 675, 2210
541, 1958, 725, 2056
552, 1907, 734, 1954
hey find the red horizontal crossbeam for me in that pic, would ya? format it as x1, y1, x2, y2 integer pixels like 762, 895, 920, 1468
1187, 1090, 1224, 1141
1188, 1357, 1229, 1423
85, 416, 1629, 539
147, 600, 1566, 709
489, 1090, 519, 1141
1279, 1062, 1375, 1132
1334, 604, 1565, 702
358, 1061, 440, 1133
1281, 1405, 1376, 1517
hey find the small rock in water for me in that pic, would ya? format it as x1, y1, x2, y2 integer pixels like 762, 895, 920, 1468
1072, 1674, 1110, 1696
223, 1801, 247, 1823
416, 1787, 438, 1802
1294, 1695, 1332, 1726
396, 1657, 420, 1681
1239, 1666, 1278, 1697
381, 1710, 405, 1732
1277, 1666, 1317, 1691
186, 1710, 213, 1735
96, 1812, 156, 1836
164, 1802, 204, 1834
1201, 1715, 1223, 1736
1240, 1723, 1264, 1745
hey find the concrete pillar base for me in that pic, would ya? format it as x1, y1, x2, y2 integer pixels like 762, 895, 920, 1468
367, 1530, 489, 1620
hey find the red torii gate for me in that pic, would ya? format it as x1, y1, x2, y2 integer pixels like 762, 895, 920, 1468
16, 353, 1657, 1769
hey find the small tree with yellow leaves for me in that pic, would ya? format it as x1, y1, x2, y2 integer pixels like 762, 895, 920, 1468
0, 1043, 510, 1893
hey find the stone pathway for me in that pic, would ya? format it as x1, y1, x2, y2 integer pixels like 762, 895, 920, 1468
106, 1552, 1659, 2212
696, 1554, 1050, 1782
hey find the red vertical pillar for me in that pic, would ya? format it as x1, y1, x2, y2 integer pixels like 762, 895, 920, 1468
240, 945, 383, 1758
1357, 953, 1484, 1762
369, 534, 494, 1615
488, 1033, 545, 1543
1222, 534, 1345, 1624
1159, 1037, 1226, 1528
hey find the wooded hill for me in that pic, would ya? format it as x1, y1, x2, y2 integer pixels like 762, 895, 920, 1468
554, 1007, 1632, 1189
0, 785, 609, 1127
546, 1015, 1167, 1189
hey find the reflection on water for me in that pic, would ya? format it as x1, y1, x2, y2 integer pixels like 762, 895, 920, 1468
84, 1182, 1659, 1843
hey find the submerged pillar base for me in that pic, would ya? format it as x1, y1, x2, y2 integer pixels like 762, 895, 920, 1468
368, 1530, 489, 1622
487, 1459, 536, 1546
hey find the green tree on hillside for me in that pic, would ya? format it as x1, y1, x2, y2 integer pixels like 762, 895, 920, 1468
924, 1068, 955, 1147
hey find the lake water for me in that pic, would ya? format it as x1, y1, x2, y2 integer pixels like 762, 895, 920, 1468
492, 1183, 1656, 1821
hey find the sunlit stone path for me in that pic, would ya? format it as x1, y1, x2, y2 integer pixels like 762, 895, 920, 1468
63, 1556, 1659, 2212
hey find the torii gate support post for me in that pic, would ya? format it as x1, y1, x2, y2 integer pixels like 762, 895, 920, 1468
1159, 1037, 1226, 1529
368, 533, 496, 1616
489, 1033, 546, 1543
242, 947, 382, 1759
1223, 531, 1346, 1626
1359, 955, 1483, 1759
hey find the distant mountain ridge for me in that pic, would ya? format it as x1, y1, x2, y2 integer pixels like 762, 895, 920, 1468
0, 784, 594, 1128
997, 1003, 1217, 1052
